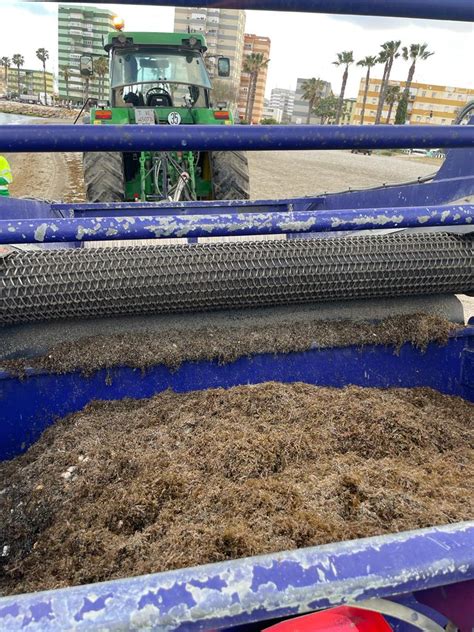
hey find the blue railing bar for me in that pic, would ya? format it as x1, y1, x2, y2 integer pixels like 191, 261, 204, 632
0, 124, 472, 153
32, 0, 474, 22
2, 204, 472, 244
1, 523, 472, 632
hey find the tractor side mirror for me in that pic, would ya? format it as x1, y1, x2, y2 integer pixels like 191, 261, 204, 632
217, 57, 230, 77
80, 55, 94, 77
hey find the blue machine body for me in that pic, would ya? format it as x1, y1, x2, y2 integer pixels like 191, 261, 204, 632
1, 0, 474, 629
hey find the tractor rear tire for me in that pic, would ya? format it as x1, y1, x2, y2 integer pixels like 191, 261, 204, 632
211, 150, 250, 200
83, 152, 125, 202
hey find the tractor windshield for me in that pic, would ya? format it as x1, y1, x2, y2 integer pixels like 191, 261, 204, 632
111, 48, 211, 107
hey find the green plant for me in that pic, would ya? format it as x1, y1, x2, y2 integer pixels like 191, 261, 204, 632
313, 94, 339, 124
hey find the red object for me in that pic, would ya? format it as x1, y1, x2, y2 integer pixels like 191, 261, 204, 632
214, 111, 230, 120
264, 606, 392, 632
95, 110, 113, 120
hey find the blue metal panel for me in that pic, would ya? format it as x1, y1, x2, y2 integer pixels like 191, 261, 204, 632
0, 522, 472, 631
2, 328, 473, 462
0, 124, 472, 154
316, 177, 474, 211
35, 0, 474, 21
0, 197, 61, 220
54, 197, 321, 218
1, 204, 472, 243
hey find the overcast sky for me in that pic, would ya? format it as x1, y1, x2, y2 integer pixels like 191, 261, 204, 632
3, 1, 473, 97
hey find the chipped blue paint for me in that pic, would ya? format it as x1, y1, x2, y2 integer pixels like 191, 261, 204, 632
0, 124, 473, 154
24, 0, 474, 21
0, 524, 472, 631
74, 594, 114, 622
1, 204, 472, 243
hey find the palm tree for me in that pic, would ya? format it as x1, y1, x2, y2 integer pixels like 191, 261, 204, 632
12, 54, 24, 96
36, 48, 49, 105
333, 51, 354, 125
301, 77, 325, 124
242, 53, 269, 123
1, 57, 10, 90
385, 85, 400, 123
60, 65, 71, 100
356, 55, 377, 124
374, 40, 401, 124
395, 44, 434, 124
94, 56, 109, 101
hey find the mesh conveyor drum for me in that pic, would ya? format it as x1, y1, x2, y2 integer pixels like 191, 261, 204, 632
1, 232, 472, 325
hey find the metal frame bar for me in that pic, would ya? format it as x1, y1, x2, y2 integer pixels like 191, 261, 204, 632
0, 124, 472, 153
1, 204, 472, 243
0, 523, 472, 631
30, 0, 474, 21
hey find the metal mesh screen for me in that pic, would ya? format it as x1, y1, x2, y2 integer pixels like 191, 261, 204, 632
1, 232, 472, 325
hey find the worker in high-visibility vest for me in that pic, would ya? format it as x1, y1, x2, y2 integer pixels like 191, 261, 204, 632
0, 155, 13, 196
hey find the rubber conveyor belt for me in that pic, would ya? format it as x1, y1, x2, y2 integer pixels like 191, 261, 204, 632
1, 232, 473, 325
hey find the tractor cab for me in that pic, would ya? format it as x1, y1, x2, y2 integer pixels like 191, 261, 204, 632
110, 43, 212, 110
104, 31, 230, 114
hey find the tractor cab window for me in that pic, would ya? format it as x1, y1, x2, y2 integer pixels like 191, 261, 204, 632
111, 48, 211, 108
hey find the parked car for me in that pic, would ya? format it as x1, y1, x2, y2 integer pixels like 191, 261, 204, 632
408, 148, 429, 156
351, 148, 372, 156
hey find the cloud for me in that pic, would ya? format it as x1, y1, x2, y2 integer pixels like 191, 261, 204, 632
9, 1, 56, 16
329, 14, 473, 33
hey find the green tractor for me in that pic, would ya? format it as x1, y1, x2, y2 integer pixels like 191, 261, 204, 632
83, 29, 249, 202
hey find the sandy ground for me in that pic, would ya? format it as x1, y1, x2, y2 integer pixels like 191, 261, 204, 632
5, 148, 447, 204
7, 149, 437, 201
7, 151, 84, 202
247, 150, 439, 199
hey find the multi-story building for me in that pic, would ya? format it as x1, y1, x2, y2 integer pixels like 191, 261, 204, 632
352, 77, 474, 125
58, 4, 116, 103
238, 34, 271, 123
342, 97, 356, 124
174, 7, 245, 105
270, 87, 295, 123
291, 78, 332, 124
3, 68, 54, 99
261, 102, 283, 123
